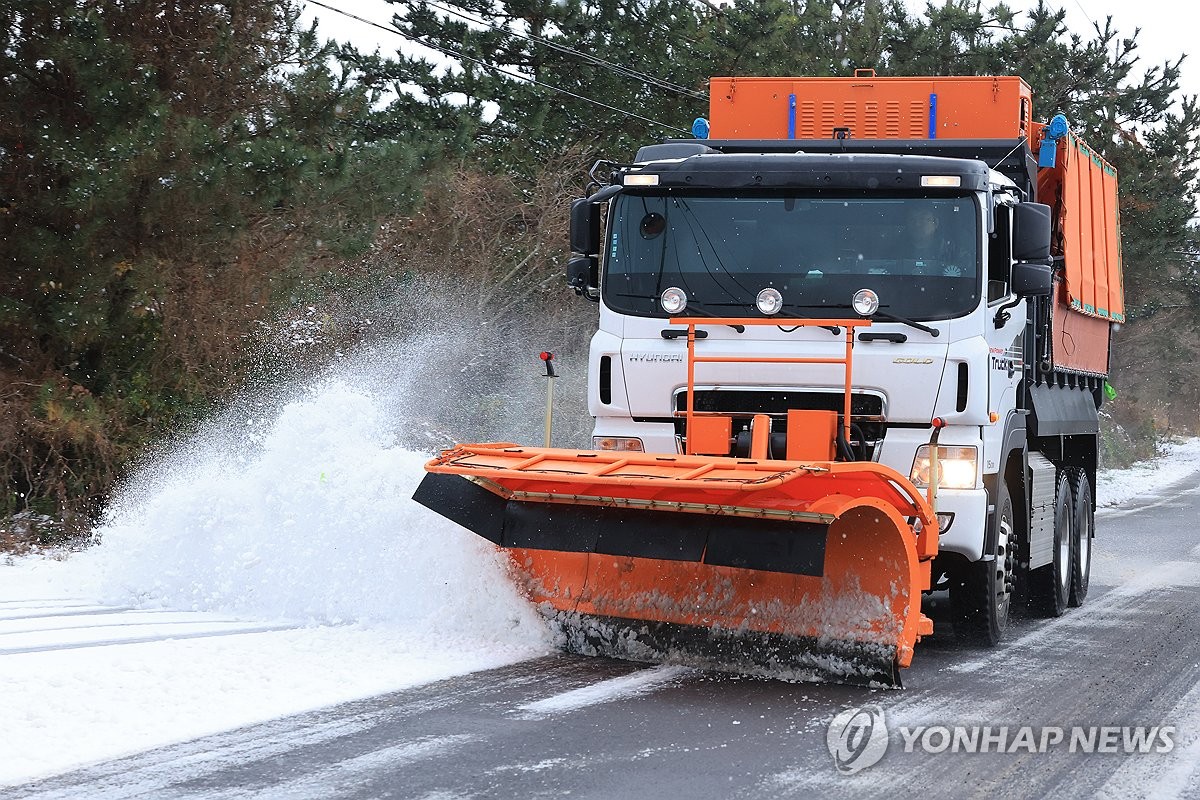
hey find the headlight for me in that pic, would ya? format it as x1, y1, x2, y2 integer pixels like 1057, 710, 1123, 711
910, 445, 977, 489
593, 436, 644, 452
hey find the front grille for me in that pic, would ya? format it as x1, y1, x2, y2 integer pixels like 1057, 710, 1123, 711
674, 390, 884, 419
672, 389, 887, 461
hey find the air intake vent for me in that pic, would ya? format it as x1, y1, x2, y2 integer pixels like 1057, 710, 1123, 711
956, 363, 969, 412
599, 356, 612, 405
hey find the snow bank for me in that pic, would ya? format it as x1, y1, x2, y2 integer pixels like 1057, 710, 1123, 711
1096, 437, 1200, 508
0, 579, 535, 787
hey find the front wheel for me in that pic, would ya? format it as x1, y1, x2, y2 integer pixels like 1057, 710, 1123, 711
951, 480, 1015, 645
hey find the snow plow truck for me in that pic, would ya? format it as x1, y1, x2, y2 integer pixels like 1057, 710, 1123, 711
414, 72, 1122, 686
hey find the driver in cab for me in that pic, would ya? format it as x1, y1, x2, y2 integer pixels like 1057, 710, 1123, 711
906, 206, 970, 277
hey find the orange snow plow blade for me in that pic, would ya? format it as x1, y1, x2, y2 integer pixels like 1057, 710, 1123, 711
414, 445, 938, 685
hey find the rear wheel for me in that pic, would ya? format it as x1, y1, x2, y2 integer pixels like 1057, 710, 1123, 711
1032, 471, 1073, 617
951, 480, 1014, 645
1069, 469, 1093, 607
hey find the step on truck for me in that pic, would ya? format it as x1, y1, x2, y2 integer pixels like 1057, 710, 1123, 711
414, 72, 1122, 686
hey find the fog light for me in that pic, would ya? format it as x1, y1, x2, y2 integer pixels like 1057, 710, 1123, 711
660, 287, 687, 314
910, 445, 977, 489
593, 437, 644, 452
756, 287, 783, 315
852, 288, 880, 316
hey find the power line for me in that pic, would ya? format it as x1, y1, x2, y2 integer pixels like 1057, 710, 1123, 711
1069, 0, 1098, 32
411, 0, 707, 101
305, 0, 692, 135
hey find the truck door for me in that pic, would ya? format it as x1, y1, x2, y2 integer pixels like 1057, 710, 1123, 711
986, 205, 1025, 424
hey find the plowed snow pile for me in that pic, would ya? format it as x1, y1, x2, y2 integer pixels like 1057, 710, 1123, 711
86, 378, 543, 633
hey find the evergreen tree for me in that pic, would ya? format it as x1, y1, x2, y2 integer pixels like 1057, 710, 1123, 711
0, 0, 417, 527
343, 0, 713, 167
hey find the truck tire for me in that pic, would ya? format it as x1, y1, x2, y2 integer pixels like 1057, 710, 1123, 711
1031, 471, 1073, 617
951, 480, 1014, 644
1069, 469, 1093, 607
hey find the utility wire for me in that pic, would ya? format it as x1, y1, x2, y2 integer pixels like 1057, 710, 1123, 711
411, 0, 707, 101
1069, 0, 1098, 33
306, 0, 692, 135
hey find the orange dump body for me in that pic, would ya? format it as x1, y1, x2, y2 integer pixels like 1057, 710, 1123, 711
415, 318, 940, 684
1034, 123, 1123, 375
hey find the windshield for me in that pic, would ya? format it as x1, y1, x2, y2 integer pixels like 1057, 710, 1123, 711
603, 193, 980, 320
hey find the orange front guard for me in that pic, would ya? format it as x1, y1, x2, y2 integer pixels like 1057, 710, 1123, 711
415, 444, 939, 682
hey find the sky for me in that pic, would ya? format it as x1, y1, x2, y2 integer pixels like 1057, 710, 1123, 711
300, 0, 1199, 103
987, 0, 1198, 100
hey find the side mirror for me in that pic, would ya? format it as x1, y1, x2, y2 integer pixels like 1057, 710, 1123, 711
570, 198, 601, 256
568, 198, 602, 300
1011, 260, 1052, 297
567, 255, 598, 298
1012, 202, 1052, 262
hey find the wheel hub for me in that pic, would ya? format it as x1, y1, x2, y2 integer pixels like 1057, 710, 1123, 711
997, 519, 1015, 600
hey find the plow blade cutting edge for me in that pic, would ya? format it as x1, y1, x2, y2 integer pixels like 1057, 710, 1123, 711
414, 443, 938, 686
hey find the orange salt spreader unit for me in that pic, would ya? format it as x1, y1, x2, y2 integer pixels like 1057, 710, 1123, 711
415, 316, 940, 686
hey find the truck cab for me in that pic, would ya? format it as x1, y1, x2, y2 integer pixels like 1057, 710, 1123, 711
580, 146, 1040, 565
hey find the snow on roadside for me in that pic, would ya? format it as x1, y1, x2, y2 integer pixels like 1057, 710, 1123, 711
1, 378, 551, 787
1, 585, 534, 788
1096, 437, 1200, 509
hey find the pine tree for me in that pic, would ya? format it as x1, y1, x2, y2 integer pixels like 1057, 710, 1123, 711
0, 0, 417, 528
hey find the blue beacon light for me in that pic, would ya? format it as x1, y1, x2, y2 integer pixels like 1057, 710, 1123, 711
1038, 113, 1070, 168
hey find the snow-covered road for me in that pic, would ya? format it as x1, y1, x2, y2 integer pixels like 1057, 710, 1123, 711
3, 376, 1199, 789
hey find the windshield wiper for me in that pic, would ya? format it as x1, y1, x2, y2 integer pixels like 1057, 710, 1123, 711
669, 304, 746, 333
787, 304, 939, 337
872, 310, 940, 337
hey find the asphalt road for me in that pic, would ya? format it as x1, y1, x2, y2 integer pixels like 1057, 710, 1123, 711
14, 481, 1200, 800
